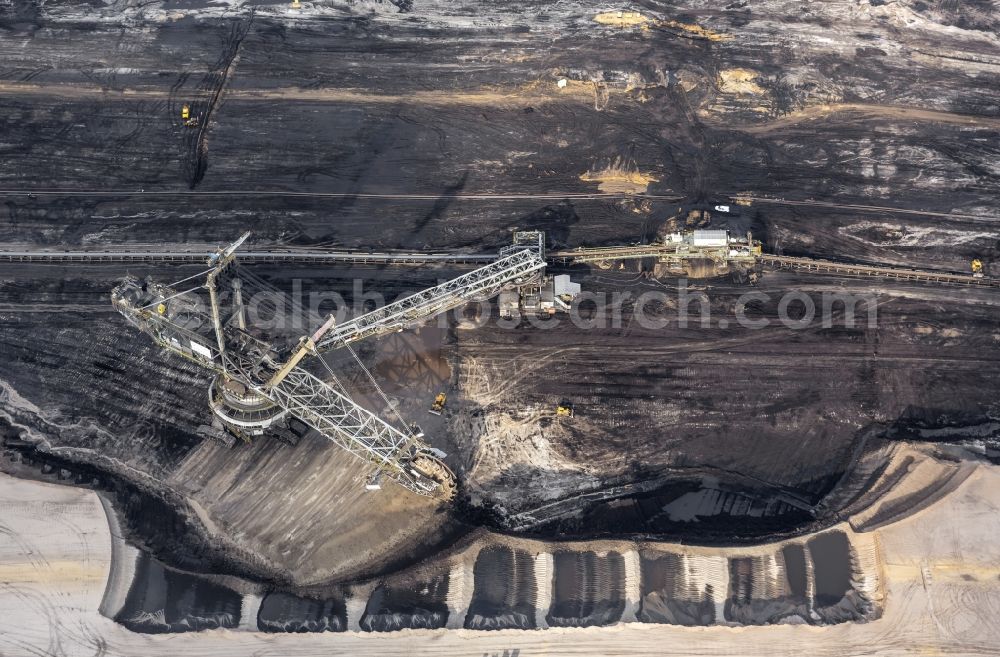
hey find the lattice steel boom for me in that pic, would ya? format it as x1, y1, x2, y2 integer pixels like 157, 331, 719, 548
315, 247, 546, 352
262, 365, 436, 494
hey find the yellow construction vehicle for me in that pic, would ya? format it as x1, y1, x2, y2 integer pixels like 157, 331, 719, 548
180, 103, 200, 128
556, 401, 574, 418
429, 392, 447, 415
972, 259, 984, 278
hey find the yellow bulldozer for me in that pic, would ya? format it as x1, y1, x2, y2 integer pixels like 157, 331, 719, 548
181, 103, 200, 128
429, 392, 447, 416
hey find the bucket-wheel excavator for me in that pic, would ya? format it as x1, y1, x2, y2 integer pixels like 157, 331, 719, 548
111, 232, 548, 499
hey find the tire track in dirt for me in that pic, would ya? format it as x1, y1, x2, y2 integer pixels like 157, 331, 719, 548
184, 12, 255, 189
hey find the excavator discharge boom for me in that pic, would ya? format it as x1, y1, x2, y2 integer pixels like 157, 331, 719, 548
315, 247, 545, 352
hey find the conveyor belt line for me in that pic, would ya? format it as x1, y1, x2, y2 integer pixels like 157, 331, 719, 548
5, 248, 997, 287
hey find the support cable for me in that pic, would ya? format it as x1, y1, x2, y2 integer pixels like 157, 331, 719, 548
139, 284, 205, 309
166, 267, 215, 288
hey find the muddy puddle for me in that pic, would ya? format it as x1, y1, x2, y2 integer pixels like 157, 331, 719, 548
808, 531, 873, 623
782, 543, 809, 600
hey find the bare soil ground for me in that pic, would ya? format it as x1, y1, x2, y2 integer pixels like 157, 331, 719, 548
1, 0, 999, 592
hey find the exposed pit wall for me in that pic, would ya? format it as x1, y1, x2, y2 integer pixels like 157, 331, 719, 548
425, 526, 881, 631
101, 523, 882, 633
441, 526, 879, 630
96, 492, 140, 620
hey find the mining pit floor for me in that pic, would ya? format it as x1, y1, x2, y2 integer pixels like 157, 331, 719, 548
1, 0, 1000, 652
